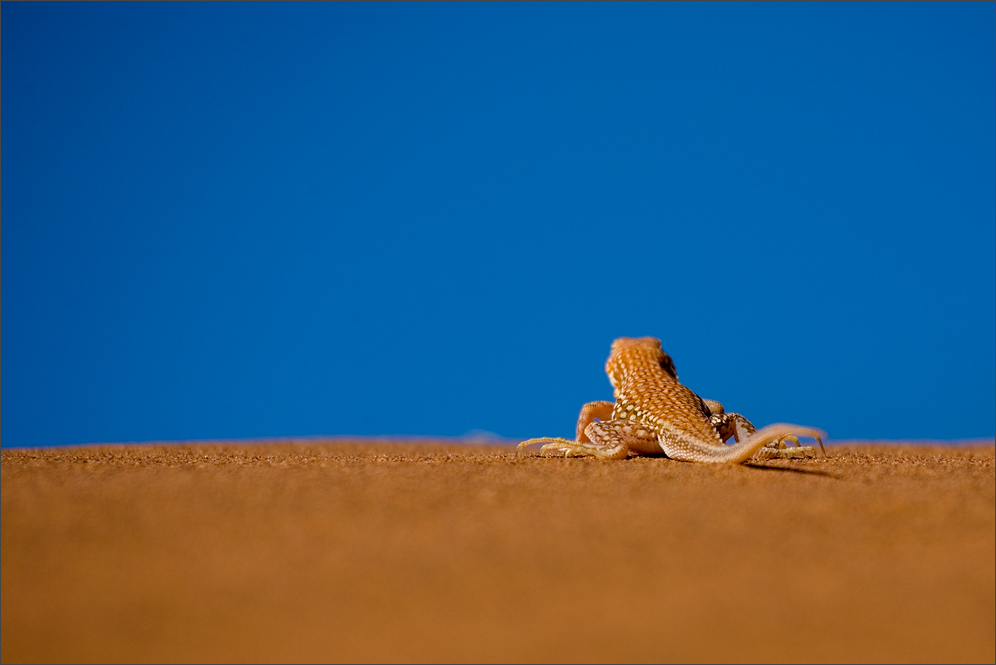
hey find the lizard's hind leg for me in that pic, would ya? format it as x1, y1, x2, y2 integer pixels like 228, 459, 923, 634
712, 412, 822, 458
660, 424, 826, 464
517, 435, 627, 459
517, 420, 657, 460
547, 420, 660, 459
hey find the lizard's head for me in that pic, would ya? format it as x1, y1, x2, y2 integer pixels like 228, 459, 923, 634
605, 337, 678, 394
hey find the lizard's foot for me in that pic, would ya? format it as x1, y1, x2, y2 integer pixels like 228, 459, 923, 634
755, 431, 825, 460
542, 442, 591, 458
754, 435, 827, 460
517, 437, 628, 460
758, 435, 809, 456
766, 435, 800, 449
753, 445, 818, 460
517, 437, 576, 456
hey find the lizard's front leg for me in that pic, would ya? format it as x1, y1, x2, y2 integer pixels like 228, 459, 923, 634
516, 400, 617, 456
576, 401, 615, 443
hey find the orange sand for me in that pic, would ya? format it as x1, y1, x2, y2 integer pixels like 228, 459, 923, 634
2, 441, 993, 663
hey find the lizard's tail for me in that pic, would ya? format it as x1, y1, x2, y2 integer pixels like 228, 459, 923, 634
661, 424, 826, 464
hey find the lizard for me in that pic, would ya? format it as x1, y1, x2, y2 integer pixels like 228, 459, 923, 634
518, 336, 825, 463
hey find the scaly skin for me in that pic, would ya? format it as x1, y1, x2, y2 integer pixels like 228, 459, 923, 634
519, 337, 825, 463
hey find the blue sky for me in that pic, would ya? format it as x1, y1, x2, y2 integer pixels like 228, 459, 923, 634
3, 2, 994, 447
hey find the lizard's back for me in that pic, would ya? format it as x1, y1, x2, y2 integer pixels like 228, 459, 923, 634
607, 337, 724, 446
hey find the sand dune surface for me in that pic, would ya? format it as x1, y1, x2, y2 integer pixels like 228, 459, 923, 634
2, 441, 993, 663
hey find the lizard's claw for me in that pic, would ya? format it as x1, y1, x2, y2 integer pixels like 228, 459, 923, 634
814, 432, 826, 457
